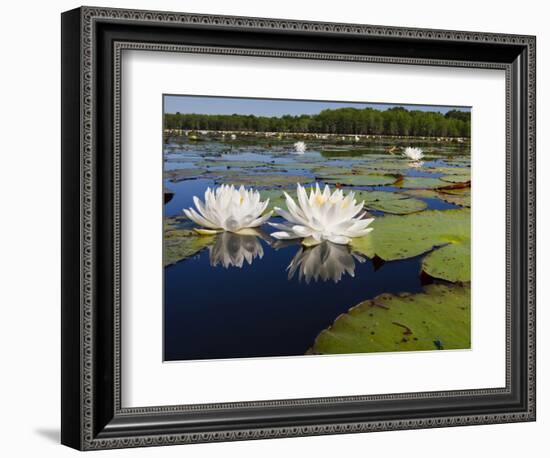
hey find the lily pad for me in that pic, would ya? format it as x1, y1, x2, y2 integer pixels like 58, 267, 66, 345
353, 190, 427, 215
425, 166, 470, 176
200, 160, 270, 169
440, 174, 471, 184
349, 232, 376, 258
323, 173, 400, 187
423, 243, 470, 282
164, 168, 207, 182
308, 284, 470, 355
402, 189, 440, 199
259, 189, 297, 211
351, 209, 470, 282
312, 165, 356, 177
269, 162, 316, 170
164, 229, 215, 266
217, 173, 313, 188
395, 176, 449, 189
444, 158, 471, 166
438, 188, 471, 207
320, 148, 375, 158
403, 188, 471, 208
352, 161, 412, 173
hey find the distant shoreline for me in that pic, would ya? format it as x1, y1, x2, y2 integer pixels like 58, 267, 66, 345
163, 128, 469, 143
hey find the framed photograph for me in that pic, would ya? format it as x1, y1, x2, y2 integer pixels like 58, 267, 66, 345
61, 6, 536, 450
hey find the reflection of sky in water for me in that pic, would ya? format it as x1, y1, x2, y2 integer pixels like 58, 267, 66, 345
163, 142, 467, 361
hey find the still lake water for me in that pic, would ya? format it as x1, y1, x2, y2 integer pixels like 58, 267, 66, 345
163, 142, 466, 361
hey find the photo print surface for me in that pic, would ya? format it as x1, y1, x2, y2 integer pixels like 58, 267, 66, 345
163, 95, 471, 362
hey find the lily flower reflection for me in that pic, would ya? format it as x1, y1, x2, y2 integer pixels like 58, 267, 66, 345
209, 231, 267, 269
287, 241, 366, 284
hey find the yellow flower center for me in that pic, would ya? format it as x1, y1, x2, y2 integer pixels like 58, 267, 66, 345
315, 195, 327, 206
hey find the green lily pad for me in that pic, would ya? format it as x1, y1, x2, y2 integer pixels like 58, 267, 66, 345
444, 158, 471, 166
320, 148, 374, 158
402, 189, 440, 199
164, 215, 191, 231
259, 189, 298, 211
312, 166, 356, 177
438, 188, 471, 207
395, 176, 448, 189
425, 166, 470, 176
349, 232, 376, 258
423, 243, 470, 282
164, 168, 207, 182
352, 161, 412, 173
269, 162, 316, 170
403, 188, 471, 208
164, 157, 202, 165
164, 229, 215, 266
309, 284, 470, 355
440, 174, 471, 184
353, 190, 427, 215
217, 173, 313, 188
351, 209, 470, 282
200, 160, 270, 169
323, 173, 400, 187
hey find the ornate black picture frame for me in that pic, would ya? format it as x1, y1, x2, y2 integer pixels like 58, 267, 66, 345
61, 6, 536, 450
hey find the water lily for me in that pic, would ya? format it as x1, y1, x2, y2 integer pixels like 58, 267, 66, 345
209, 231, 265, 268
294, 141, 306, 154
230, 133, 237, 140
287, 242, 365, 284
269, 183, 374, 246
183, 184, 272, 234
402, 146, 424, 161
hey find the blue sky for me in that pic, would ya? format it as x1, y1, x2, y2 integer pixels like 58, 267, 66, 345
164, 95, 470, 117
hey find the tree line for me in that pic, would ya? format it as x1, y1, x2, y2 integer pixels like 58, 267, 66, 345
164, 106, 470, 137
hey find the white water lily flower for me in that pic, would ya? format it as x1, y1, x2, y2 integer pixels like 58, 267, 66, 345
209, 231, 264, 268
230, 133, 237, 140
294, 141, 306, 154
183, 184, 272, 234
402, 146, 424, 161
269, 183, 374, 246
287, 242, 365, 284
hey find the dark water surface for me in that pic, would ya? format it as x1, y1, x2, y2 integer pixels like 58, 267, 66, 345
164, 237, 426, 361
